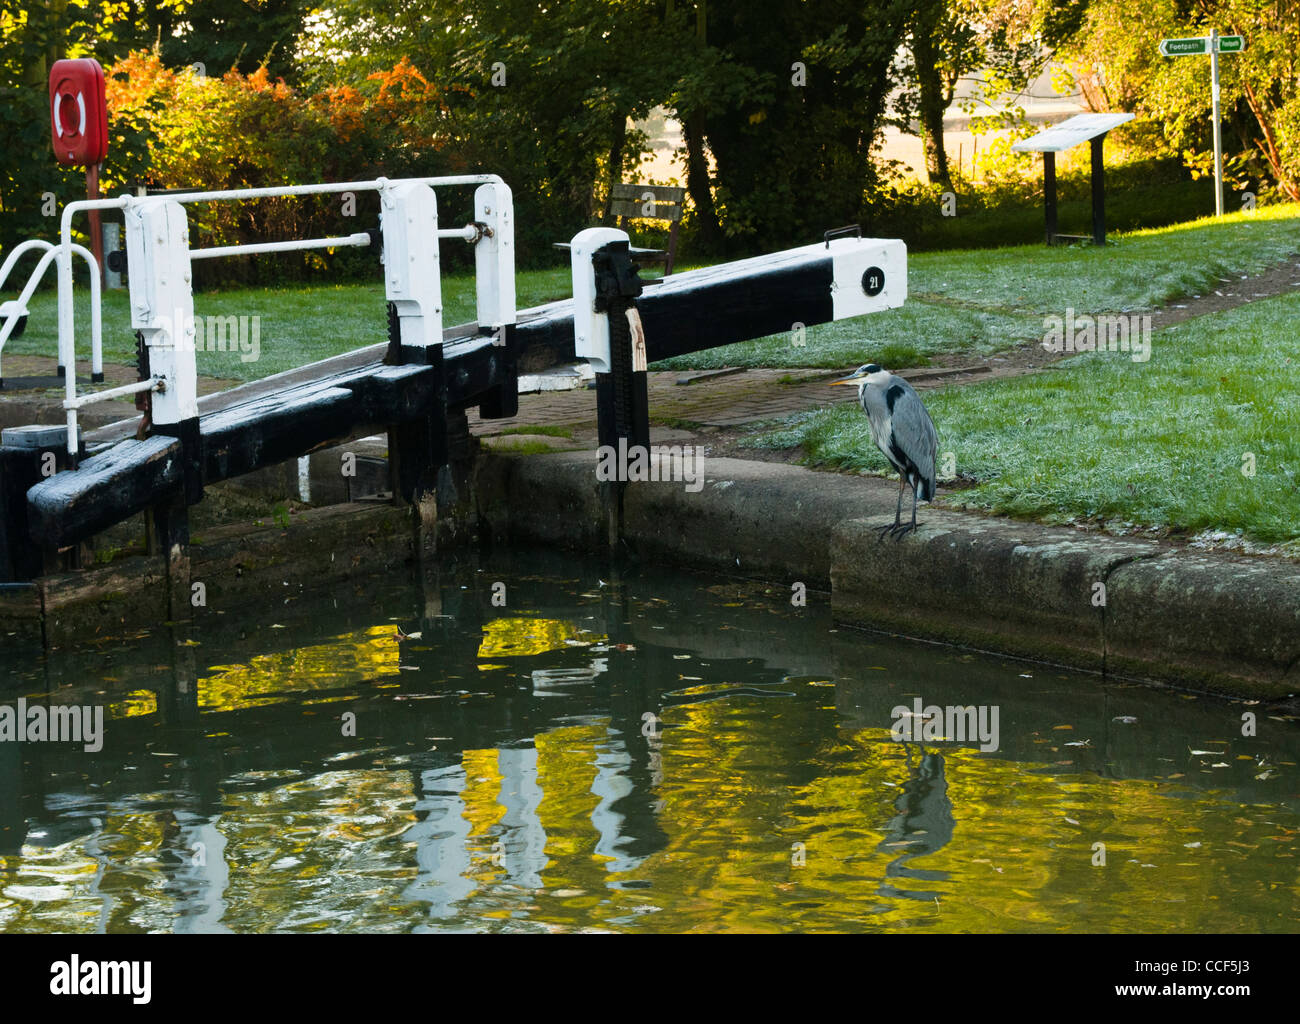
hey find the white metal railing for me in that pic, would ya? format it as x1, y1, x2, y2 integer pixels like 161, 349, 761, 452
52, 174, 517, 457
188, 232, 373, 261
0, 238, 103, 385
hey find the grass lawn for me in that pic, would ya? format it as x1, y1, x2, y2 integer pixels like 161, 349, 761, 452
745, 290, 1300, 547
908, 203, 1300, 313
656, 203, 1300, 372
5, 203, 1297, 382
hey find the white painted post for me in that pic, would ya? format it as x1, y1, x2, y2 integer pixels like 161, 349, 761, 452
569, 227, 629, 374
380, 181, 443, 350
125, 198, 198, 428
80, 243, 104, 382
1210, 28, 1224, 217
56, 236, 73, 379
473, 181, 516, 337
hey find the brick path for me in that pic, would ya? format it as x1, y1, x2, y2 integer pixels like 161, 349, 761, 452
468, 364, 992, 435
468, 368, 852, 433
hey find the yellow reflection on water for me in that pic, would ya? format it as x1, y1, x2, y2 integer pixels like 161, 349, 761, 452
462, 749, 505, 839
477, 618, 598, 659
109, 690, 158, 718
198, 625, 400, 711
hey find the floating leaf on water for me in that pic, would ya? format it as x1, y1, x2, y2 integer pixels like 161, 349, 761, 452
1052, 724, 1073, 730
1112, 716, 1138, 724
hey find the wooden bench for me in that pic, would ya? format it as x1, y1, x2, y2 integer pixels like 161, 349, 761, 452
608, 183, 686, 275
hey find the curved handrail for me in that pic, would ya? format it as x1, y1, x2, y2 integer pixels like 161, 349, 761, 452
0, 238, 55, 291
0, 239, 102, 384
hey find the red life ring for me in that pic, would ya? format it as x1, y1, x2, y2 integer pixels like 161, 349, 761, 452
48, 59, 108, 167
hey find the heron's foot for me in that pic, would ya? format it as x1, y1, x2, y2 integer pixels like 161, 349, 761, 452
876, 521, 900, 542
890, 521, 918, 539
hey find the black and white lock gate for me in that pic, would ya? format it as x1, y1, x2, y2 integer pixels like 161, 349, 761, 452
1, 178, 905, 586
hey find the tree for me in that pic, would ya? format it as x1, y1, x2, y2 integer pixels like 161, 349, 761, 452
1055, 0, 1300, 201
121, 0, 313, 82
892, 0, 1091, 188
668, 0, 919, 253
306, 0, 687, 260
0, 0, 313, 255
899, 0, 978, 187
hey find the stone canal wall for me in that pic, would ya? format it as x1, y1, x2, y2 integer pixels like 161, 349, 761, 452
477, 451, 1300, 700
5, 444, 1298, 701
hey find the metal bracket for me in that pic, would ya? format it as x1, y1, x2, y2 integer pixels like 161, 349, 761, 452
824, 224, 862, 248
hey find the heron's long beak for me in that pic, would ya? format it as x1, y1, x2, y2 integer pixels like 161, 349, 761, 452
829, 373, 863, 386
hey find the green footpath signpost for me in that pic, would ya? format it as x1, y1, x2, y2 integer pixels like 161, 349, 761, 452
1159, 29, 1246, 216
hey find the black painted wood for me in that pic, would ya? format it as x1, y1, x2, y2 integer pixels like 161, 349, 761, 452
23, 244, 855, 550
477, 325, 519, 420
153, 416, 203, 504
344, 363, 438, 424
1091, 134, 1106, 245
1044, 151, 1058, 245
202, 386, 356, 483
27, 436, 182, 548
508, 252, 836, 364
0, 448, 45, 581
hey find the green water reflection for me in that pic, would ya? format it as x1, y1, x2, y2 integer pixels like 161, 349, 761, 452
0, 550, 1296, 932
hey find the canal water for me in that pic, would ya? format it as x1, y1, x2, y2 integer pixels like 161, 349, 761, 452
1, 548, 1296, 933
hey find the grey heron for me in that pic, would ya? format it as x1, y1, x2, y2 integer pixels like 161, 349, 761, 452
830, 364, 938, 537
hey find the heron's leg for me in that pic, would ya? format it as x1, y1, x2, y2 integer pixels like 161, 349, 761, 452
894, 481, 920, 538
877, 475, 906, 539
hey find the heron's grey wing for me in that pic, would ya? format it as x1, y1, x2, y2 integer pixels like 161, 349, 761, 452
886, 379, 938, 497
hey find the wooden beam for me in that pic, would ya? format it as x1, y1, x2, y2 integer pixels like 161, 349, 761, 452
27, 436, 182, 549
1091, 134, 1106, 245
1044, 151, 1058, 245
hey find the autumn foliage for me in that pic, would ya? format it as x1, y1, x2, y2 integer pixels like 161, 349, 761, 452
101, 51, 464, 284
